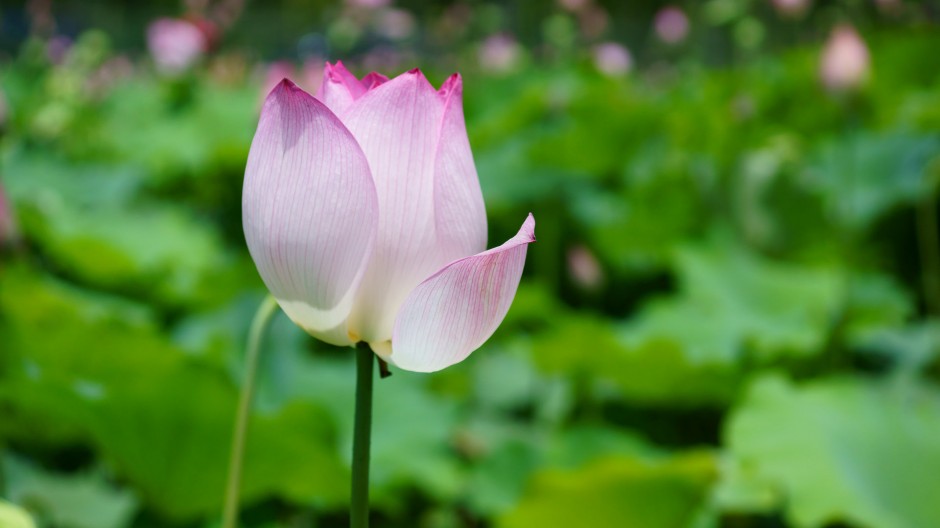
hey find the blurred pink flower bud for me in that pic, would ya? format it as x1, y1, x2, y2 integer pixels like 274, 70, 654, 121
46, 36, 72, 64
243, 63, 535, 372
654, 6, 689, 45
875, 0, 901, 13
346, 0, 390, 8
772, 0, 811, 17
0, 183, 18, 246
593, 42, 632, 76
0, 89, 7, 128
558, 0, 590, 12
567, 245, 604, 290
578, 5, 610, 39
376, 8, 416, 40
302, 57, 326, 93
819, 24, 870, 92
478, 34, 522, 74
147, 18, 208, 74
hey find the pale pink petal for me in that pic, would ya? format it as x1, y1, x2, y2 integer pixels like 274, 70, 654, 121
387, 214, 535, 372
433, 73, 488, 263
315, 61, 366, 115
243, 79, 378, 346
342, 69, 451, 343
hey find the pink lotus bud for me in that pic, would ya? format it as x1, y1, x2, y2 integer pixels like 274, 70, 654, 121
819, 24, 870, 92
593, 42, 632, 76
147, 18, 208, 74
242, 64, 535, 372
772, 0, 811, 17
654, 6, 689, 45
478, 34, 522, 74
567, 245, 604, 290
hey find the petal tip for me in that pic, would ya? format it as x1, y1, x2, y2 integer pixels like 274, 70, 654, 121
268, 77, 309, 102
439, 72, 463, 98
522, 213, 536, 242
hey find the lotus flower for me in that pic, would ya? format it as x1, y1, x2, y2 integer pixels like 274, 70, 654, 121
819, 24, 870, 92
147, 18, 208, 74
242, 63, 535, 372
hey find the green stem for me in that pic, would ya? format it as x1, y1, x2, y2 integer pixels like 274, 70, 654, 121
222, 295, 279, 528
351, 342, 375, 528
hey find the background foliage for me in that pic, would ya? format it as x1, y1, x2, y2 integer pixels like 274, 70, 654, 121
1, 0, 939, 527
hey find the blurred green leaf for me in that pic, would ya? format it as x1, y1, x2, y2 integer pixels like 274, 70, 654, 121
806, 131, 940, 230
625, 241, 842, 363
726, 374, 940, 528
3, 456, 137, 528
0, 500, 37, 528
498, 451, 716, 528
0, 269, 347, 520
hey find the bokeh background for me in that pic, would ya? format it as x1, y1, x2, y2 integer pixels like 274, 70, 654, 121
1, 0, 940, 527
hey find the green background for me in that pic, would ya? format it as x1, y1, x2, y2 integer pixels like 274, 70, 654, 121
1, 0, 939, 527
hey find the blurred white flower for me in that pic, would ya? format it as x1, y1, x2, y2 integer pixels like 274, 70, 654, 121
593, 42, 632, 76
819, 24, 870, 92
771, 0, 811, 17
147, 18, 208, 74
478, 34, 522, 74
654, 6, 689, 45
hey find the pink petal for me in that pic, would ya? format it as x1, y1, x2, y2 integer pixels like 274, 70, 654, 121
433, 73, 488, 264
388, 214, 535, 372
342, 69, 451, 343
243, 79, 378, 346
315, 61, 366, 115
361, 71, 389, 90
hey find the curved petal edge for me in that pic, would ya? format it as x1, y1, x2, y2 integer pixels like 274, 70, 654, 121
388, 213, 535, 372
243, 79, 378, 346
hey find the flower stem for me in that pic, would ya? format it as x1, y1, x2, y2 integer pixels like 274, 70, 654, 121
222, 295, 279, 528
351, 342, 375, 528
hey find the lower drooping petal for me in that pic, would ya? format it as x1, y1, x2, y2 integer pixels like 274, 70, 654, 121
388, 214, 536, 372
243, 79, 378, 346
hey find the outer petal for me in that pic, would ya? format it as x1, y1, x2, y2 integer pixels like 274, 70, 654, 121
243, 79, 378, 346
387, 214, 535, 372
315, 61, 366, 115
434, 73, 488, 263
342, 69, 450, 342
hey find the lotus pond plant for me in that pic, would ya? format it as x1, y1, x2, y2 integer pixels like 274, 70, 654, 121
226, 62, 535, 527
